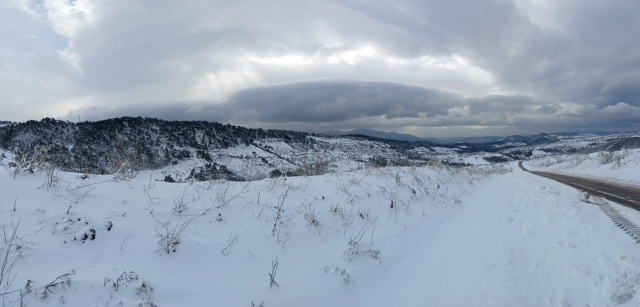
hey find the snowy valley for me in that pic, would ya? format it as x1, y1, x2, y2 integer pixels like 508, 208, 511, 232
1, 119, 640, 306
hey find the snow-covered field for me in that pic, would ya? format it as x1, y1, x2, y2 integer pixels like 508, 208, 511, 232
2, 150, 640, 306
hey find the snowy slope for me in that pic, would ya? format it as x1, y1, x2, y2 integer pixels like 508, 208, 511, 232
0, 162, 487, 306
525, 148, 640, 185
2, 158, 640, 306
340, 165, 640, 306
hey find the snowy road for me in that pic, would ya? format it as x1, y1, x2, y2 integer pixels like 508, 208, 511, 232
340, 164, 640, 307
520, 161, 640, 210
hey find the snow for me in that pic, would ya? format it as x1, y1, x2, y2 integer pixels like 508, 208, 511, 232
254, 140, 296, 155
218, 144, 272, 158
463, 154, 491, 165
2, 152, 640, 306
339, 164, 640, 306
525, 148, 640, 185
431, 147, 459, 154
492, 142, 526, 148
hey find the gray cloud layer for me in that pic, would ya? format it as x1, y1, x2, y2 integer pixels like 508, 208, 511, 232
67, 79, 640, 137
2, 0, 640, 137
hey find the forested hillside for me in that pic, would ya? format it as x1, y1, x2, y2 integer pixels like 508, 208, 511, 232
0, 117, 314, 177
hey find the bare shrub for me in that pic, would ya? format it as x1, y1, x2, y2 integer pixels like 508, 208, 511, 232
29, 270, 75, 301
269, 257, 279, 288
11, 144, 64, 190
271, 190, 288, 243
344, 218, 380, 262
291, 158, 331, 176
104, 271, 138, 291
153, 216, 194, 254
1, 222, 23, 297
302, 205, 324, 233
104, 271, 156, 306
214, 181, 252, 209
111, 140, 148, 179
220, 231, 239, 255
170, 189, 192, 214
329, 203, 353, 225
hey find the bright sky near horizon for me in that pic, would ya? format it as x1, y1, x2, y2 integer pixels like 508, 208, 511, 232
1, 0, 639, 137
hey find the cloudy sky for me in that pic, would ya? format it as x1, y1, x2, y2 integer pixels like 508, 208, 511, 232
1, 0, 639, 137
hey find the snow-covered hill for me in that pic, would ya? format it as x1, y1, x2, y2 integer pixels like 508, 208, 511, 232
0, 153, 497, 306
3, 150, 640, 306
2, 118, 640, 184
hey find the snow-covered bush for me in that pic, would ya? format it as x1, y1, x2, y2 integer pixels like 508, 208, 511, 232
597, 149, 629, 168
302, 205, 325, 233
170, 189, 191, 214
104, 271, 139, 291
290, 158, 331, 176
29, 270, 75, 301
105, 271, 157, 306
344, 219, 380, 262
154, 216, 194, 254
10, 144, 65, 190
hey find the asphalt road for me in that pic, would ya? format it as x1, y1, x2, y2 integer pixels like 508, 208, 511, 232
519, 161, 640, 211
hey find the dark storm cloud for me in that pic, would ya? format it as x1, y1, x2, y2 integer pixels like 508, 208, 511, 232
224, 79, 461, 122
537, 104, 560, 115
67, 79, 591, 131
67, 80, 462, 123
66, 77, 640, 137
599, 76, 640, 107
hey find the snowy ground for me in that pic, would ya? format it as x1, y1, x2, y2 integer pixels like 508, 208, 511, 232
343, 166, 640, 306
2, 156, 640, 306
525, 148, 640, 185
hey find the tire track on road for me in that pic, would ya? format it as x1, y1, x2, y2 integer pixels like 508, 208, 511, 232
583, 195, 640, 244
519, 161, 640, 244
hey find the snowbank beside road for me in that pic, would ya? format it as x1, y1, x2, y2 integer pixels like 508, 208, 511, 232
525, 148, 640, 185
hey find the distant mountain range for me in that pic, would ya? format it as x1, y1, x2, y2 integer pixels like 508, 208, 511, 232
323, 128, 625, 143
322, 128, 501, 143
347, 128, 435, 142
